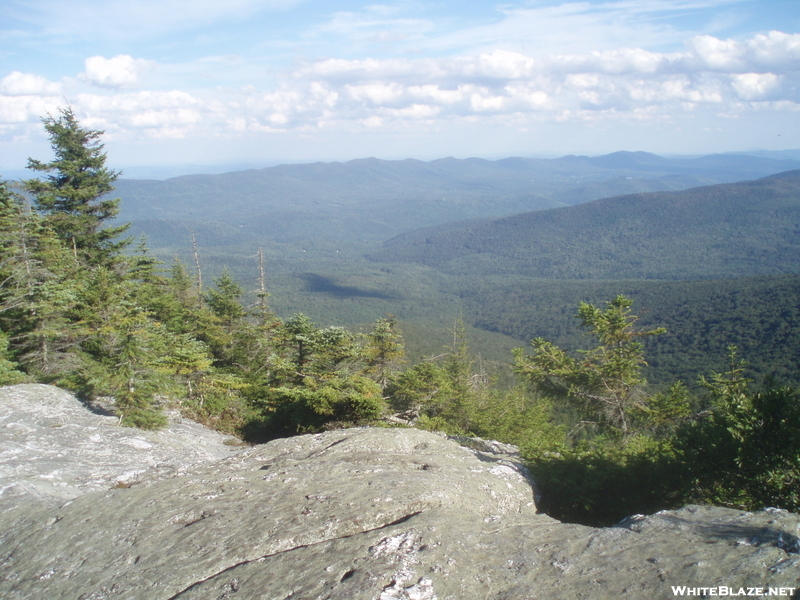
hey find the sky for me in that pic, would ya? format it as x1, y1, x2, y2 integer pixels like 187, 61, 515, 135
1, 0, 799, 175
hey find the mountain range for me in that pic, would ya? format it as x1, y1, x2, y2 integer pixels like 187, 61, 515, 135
115, 151, 800, 249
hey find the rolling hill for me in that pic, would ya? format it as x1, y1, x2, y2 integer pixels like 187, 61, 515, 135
369, 170, 800, 280
115, 151, 800, 249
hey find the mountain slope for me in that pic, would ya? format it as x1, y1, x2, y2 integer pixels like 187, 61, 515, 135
114, 152, 800, 247
369, 170, 800, 280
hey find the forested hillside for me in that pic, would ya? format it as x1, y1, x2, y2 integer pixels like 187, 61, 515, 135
456, 274, 800, 387
114, 151, 800, 249
370, 170, 800, 279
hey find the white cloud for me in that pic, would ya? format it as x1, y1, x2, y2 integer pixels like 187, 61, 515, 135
0, 72, 61, 96
70, 90, 204, 139
730, 72, 780, 100
467, 51, 536, 79
687, 31, 800, 71
0, 95, 60, 124
80, 55, 155, 89
1, 29, 798, 153
345, 83, 404, 105
408, 85, 463, 105
0, 73, 62, 127
746, 30, 800, 65
384, 103, 440, 119
686, 34, 746, 70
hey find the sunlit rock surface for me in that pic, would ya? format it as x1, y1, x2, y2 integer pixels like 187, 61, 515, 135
1, 384, 798, 599
0, 384, 243, 508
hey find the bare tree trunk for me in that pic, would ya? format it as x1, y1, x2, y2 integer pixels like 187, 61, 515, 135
191, 231, 203, 308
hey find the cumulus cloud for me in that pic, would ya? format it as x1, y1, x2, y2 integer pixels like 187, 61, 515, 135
0, 73, 62, 127
1, 31, 798, 147
730, 72, 781, 100
74, 90, 204, 138
0, 95, 60, 125
280, 31, 800, 127
80, 55, 155, 89
0, 72, 61, 96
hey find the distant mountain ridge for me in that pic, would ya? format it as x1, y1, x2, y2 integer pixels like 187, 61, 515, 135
368, 169, 800, 280
114, 151, 800, 248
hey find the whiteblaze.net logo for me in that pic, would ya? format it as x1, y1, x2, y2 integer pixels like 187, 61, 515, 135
671, 587, 797, 597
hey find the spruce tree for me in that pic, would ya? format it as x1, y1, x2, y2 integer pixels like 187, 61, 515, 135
513, 295, 671, 439
0, 179, 83, 377
25, 106, 129, 266
363, 316, 405, 388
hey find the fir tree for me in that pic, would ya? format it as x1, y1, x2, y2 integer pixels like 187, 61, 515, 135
513, 295, 669, 438
362, 316, 405, 388
0, 180, 83, 377
25, 107, 129, 266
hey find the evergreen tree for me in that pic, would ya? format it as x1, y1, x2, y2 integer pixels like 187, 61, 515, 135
24, 107, 129, 265
0, 181, 83, 377
385, 320, 494, 435
513, 295, 669, 438
362, 315, 405, 388
0, 330, 25, 385
205, 269, 246, 328
679, 348, 800, 510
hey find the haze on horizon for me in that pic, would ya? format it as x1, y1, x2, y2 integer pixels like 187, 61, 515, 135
1, 0, 799, 176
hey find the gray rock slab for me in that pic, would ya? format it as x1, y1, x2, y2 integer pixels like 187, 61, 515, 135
0, 385, 798, 599
0, 384, 243, 509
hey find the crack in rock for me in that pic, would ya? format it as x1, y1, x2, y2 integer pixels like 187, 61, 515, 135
167, 511, 423, 599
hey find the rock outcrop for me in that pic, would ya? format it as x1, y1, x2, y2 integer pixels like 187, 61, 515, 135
1, 384, 799, 599
0, 384, 243, 509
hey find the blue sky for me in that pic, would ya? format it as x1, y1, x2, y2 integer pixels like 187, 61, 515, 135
1, 0, 799, 174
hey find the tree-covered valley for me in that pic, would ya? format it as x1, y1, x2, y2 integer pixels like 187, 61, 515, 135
2, 108, 799, 527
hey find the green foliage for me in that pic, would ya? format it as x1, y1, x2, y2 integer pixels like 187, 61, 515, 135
0, 330, 26, 385
0, 191, 84, 378
362, 315, 406, 386
678, 349, 800, 511
277, 314, 359, 383
120, 406, 169, 430
466, 388, 565, 455
386, 320, 489, 434
528, 437, 687, 526
386, 361, 453, 413
385, 320, 565, 452
513, 295, 669, 438
24, 107, 129, 265
462, 274, 800, 389
205, 269, 246, 326
71, 271, 173, 425
631, 381, 693, 435
255, 374, 384, 436
178, 372, 253, 435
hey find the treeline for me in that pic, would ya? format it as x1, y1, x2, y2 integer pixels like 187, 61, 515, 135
1, 109, 798, 527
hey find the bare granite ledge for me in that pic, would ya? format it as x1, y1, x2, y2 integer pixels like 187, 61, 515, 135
0, 384, 798, 600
